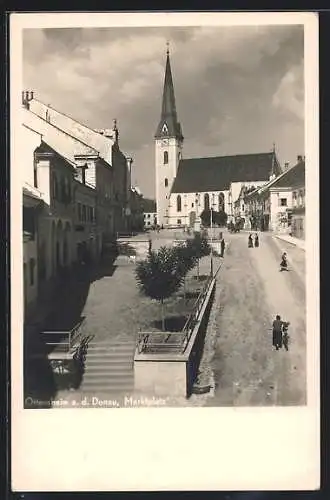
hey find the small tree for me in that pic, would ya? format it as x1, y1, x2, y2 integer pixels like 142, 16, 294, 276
200, 209, 211, 227
189, 233, 211, 279
174, 243, 198, 303
135, 246, 184, 331
213, 210, 228, 227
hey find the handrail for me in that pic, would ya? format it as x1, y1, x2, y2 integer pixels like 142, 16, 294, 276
41, 317, 86, 352
136, 274, 214, 355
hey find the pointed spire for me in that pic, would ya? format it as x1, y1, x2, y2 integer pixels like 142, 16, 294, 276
155, 44, 183, 140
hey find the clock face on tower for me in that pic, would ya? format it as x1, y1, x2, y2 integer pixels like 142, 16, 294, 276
161, 138, 169, 146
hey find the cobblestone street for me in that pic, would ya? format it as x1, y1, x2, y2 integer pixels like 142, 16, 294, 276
206, 231, 306, 406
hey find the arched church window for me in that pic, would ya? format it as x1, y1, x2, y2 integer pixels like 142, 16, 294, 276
204, 193, 210, 211
164, 178, 168, 187
219, 192, 225, 211
177, 195, 182, 212
164, 151, 168, 164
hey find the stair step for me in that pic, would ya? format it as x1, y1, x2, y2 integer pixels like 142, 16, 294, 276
85, 370, 134, 378
81, 384, 134, 390
85, 365, 133, 371
84, 362, 133, 368
86, 351, 134, 357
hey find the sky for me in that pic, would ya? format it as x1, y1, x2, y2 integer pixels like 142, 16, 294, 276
23, 25, 304, 199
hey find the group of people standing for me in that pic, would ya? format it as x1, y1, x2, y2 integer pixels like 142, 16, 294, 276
248, 233, 259, 248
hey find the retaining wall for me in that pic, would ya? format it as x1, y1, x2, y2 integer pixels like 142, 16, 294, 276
134, 277, 216, 397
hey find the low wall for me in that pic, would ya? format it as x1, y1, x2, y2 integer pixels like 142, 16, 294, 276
134, 277, 216, 398
117, 238, 150, 261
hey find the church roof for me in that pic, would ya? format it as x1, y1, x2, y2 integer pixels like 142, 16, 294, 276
269, 160, 305, 189
171, 152, 281, 194
155, 50, 183, 140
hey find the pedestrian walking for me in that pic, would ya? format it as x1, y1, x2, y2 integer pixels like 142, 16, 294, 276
220, 238, 225, 258
254, 233, 259, 247
272, 315, 283, 350
282, 322, 290, 351
248, 233, 253, 248
148, 238, 152, 255
280, 252, 289, 271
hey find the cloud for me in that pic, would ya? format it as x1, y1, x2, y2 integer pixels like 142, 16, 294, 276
272, 61, 304, 120
23, 25, 304, 197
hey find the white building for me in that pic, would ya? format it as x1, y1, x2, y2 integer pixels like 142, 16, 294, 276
144, 212, 157, 228
154, 48, 283, 228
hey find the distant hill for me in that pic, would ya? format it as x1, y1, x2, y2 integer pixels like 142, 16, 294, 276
141, 198, 156, 212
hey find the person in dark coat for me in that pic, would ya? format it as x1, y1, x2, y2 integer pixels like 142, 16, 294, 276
280, 252, 288, 271
248, 234, 253, 248
254, 233, 259, 247
220, 238, 225, 257
272, 315, 283, 350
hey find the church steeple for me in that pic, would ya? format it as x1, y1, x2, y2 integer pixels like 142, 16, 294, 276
155, 44, 183, 140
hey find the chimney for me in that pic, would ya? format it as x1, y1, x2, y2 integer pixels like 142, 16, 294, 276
22, 90, 34, 109
297, 155, 303, 163
113, 119, 119, 143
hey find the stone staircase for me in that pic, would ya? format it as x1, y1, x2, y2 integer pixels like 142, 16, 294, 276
80, 337, 136, 394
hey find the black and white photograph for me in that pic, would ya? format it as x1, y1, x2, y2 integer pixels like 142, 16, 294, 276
11, 11, 319, 491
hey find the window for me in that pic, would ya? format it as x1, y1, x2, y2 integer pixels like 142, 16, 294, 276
165, 178, 168, 187
191, 203, 194, 208
177, 195, 182, 212
33, 160, 38, 188
60, 176, 66, 202
147, 214, 150, 218
29, 258, 35, 286
164, 151, 168, 164
177, 219, 182, 225
53, 173, 58, 199
280, 198, 287, 207
204, 193, 210, 211
219, 192, 225, 211
77, 203, 82, 221
82, 205, 87, 222
241, 204, 245, 212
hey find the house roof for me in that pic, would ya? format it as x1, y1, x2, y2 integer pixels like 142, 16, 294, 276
269, 160, 305, 189
28, 98, 113, 164
171, 152, 281, 194
22, 108, 99, 165
34, 141, 76, 171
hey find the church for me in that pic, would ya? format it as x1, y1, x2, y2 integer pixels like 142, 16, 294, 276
154, 47, 283, 228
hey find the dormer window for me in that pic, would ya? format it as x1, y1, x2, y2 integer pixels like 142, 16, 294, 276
162, 123, 168, 135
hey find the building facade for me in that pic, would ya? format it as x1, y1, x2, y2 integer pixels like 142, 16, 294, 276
244, 157, 305, 234
21, 91, 135, 318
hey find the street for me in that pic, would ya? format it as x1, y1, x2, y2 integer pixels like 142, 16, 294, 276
207, 231, 306, 406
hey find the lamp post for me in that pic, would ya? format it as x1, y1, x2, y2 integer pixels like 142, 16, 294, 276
210, 206, 214, 277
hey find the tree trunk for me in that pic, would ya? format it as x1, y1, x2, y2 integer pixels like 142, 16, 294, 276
161, 298, 165, 331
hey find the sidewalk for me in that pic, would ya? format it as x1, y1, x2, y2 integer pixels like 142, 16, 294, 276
273, 234, 305, 251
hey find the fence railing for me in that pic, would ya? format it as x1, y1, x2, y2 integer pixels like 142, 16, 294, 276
136, 275, 213, 355
41, 317, 86, 353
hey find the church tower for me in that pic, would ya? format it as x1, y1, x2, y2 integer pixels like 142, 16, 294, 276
155, 44, 184, 227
